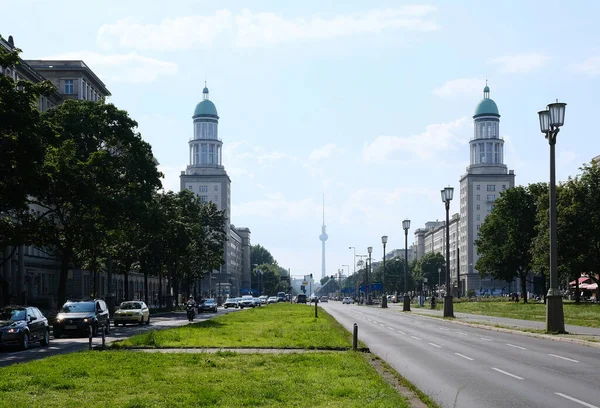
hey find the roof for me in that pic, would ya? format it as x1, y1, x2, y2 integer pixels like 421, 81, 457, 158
474, 84, 500, 118
193, 99, 219, 118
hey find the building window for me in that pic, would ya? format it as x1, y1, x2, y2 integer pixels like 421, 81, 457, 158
476, 214, 480, 221
208, 144, 215, 164
187, 185, 193, 191
476, 204, 480, 210
502, 185, 506, 190
476, 185, 480, 190
199, 195, 208, 202
476, 224, 480, 231
201, 144, 208, 163
487, 185, 495, 191
64, 79, 74, 94
199, 185, 208, 193
476, 195, 480, 201
487, 194, 495, 202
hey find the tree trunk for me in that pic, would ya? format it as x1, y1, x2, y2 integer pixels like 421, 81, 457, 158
124, 270, 129, 300
57, 250, 72, 310
542, 273, 547, 304
143, 270, 148, 305
520, 273, 528, 304
158, 269, 163, 308
575, 277, 580, 304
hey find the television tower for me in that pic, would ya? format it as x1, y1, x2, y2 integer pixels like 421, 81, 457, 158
319, 194, 328, 280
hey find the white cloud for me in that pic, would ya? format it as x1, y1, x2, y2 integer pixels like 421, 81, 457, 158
488, 53, 550, 74
570, 56, 600, 76
432, 78, 484, 97
308, 143, 343, 161
233, 193, 322, 220
362, 117, 469, 163
40, 51, 178, 83
97, 6, 439, 50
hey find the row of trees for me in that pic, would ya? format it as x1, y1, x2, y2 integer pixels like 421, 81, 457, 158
0, 47, 227, 309
249, 244, 290, 295
476, 162, 600, 303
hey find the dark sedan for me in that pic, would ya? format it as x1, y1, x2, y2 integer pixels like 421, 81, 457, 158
0, 305, 50, 349
198, 298, 218, 313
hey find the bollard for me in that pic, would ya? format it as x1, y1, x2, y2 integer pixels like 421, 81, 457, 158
314, 299, 318, 318
88, 325, 93, 350
353, 323, 358, 350
101, 324, 105, 347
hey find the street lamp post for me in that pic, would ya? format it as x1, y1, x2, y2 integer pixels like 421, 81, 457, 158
367, 247, 373, 305
349, 247, 356, 276
438, 267, 442, 298
538, 101, 567, 333
402, 220, 411, 312
441, 187, 454, 317
381, 236, 388, 308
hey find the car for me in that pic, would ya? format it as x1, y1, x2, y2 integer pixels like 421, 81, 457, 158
238, 295, 255, 309
0, 305, 50, 349
267, 296, 278, 304
319, 296, 329, 303
259, 295, 268, 305
252, 297, 262, 307
199, 298, 218, 313
342, 297, 353, 304
223, 298, 239, 309
53, 299, 110, 338
277, 292, 286, 302
113, 301, 150, 326
296, 294, 307, 304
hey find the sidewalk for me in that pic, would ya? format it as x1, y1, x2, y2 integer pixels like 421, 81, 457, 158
408, 307, 600, 345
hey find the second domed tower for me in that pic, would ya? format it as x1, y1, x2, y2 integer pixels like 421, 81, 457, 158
189, 84, 222, 167
469, 84, 505, 167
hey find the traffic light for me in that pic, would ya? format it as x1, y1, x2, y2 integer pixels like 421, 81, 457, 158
310, 273, 313, 279
330, 275, 335, 280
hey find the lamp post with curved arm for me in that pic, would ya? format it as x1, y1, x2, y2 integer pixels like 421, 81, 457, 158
403, 220, 411, 312
367, 246, 373, 305
441, 187, 454, 318
381, 236, 388, 308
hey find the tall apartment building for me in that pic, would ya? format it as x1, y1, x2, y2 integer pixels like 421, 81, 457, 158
414, 84, 515, 295
180, 85, 251, 297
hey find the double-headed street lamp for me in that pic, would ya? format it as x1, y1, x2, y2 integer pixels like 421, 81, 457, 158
441, 186, 454, 318
367, 246, 373, 305
402, 219, 411, 312
349, 247, 356, 276
381, 236, 388, 308
538, 101, 567, 333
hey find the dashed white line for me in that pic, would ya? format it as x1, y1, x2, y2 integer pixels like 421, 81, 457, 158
480, 337, 493, 341
454, 353, 473, 361
411, 336, 422, 340
549, 354, 579, 363
506, 343, 526, 350
428, 342, 442, 348
456, 331, 469, 336
491, 367, 524, 380
387, 326, 395, 331
439, 327, 450, 331
379, 324, 385, 327
555, 393, 599, 408
397, 330, 406, 335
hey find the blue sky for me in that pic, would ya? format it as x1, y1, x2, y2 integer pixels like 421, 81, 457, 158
2, 0, 598, 279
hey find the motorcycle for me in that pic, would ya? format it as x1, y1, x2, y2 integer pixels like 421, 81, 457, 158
186, 303, 196, 321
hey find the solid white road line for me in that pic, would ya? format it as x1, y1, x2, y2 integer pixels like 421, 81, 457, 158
506, 343, 527, 350
555, 393, 599, 408
411, 336, 422, 340
428, 342, 442, 348
549, 353, 579, 363
454, 353, 474, 361
491, 367, 524, 380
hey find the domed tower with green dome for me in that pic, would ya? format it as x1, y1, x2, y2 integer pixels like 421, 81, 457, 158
457, 82, 515, 297
180, 84, 252, 298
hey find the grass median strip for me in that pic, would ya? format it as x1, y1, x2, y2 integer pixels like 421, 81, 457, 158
114, 303, 356, 349
0, 351, 411, 407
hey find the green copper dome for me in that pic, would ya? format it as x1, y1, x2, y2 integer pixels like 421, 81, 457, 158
474, 85, 499, 118
193, 100, 218, 118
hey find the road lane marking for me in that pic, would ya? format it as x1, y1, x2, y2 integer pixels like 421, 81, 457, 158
428, 342, 442, 348
555, 393, 599, 408
411, 336, 422, 340
456, 331, 469, 336
506, 343, 527, 350
480, 337, 493, 341
491, 367, 524, 380
379, 324, 385, 327
454, 353, 473, 361
387, 326, 394, 331
397, 330, 406, 335
439, 327, 450, 331
549, 354, 579, 363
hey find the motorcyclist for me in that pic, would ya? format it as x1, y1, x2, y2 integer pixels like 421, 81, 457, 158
187, 296, 196, 309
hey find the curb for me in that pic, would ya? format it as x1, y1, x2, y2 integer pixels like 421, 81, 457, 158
410, 311, 600, 349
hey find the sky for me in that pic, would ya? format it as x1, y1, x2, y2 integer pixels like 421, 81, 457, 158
2, 0, 599, 279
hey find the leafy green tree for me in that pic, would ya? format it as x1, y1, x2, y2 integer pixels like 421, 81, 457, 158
250, 244, 277, 266
33, 101, 161, 308
413, 252, 445, 293
475, 186, 539, 303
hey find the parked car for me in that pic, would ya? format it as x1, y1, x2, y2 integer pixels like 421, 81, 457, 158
199, 298, 218, 313
239, 295, 255, 309
53, 299, 110, 338
267, 296, 278, 304
223, 298, 239, 309
342, 297, 353, 304
0, 305, 50, 349
319, 296, 329, 303
113, 301, 150, 326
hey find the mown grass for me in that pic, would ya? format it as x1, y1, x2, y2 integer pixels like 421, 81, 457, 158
115, 303, 354, 349
0, 351, 410, 408
444, 300, 600, 328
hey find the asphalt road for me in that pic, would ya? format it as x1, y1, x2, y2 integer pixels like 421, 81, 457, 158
322, 301, 600, 408
0, 308, 238, 368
